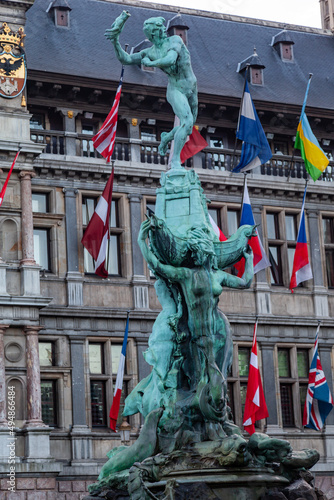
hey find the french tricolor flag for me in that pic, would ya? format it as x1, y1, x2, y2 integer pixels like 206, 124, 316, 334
81, 169, 114, 277
289, 185, 313, 292
109, 314, 130, 431
209, 213, 227, 241
235, 179, 270, 276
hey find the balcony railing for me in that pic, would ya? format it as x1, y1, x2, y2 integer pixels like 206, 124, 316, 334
30, 129, 334, 181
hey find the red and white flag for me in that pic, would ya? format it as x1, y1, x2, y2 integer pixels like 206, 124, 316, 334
180, 126, 208, 164
243, 320, 269, 435
0, 150, 21, 207
81, 169, 114, 277
110, 314, 130, 431
93, 68, 124, 163
209, 213, 227, 242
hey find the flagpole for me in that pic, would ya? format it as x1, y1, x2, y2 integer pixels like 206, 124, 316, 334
105, 161, 115, 276
231, 65, 250, 171
287, 73, 313, 182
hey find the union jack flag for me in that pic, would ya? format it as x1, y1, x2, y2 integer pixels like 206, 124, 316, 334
303, 324, 334, 430
93, 67, 124, 163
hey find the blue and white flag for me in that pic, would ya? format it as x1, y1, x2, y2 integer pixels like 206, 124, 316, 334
303, 324, 334, 430
234, 179, 270, 276
233, 81, 272, 173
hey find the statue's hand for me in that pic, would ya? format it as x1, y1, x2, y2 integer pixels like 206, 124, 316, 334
243, 247, 253, 260
141, 56, 154, 67
105, 10, 130, 41
138, 219, 151, 241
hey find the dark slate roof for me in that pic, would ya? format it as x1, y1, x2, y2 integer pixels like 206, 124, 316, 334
25, 0, 334, 110
237, 49, 266, 72
271, 29, 295, 46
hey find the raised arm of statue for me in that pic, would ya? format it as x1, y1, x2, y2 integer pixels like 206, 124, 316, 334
138, 220, 187, 281
220, 248, 254, 290
105, 11, 143, 66
141, 50, 178, 69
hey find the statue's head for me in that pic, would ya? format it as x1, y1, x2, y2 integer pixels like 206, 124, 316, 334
143, 17, 167, 42
187, 222, 216, 267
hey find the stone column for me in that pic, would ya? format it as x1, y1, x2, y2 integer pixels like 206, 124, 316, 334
19, 170, 41, 296
0, 325, 9, 427
307, 209, 329, 317
252, 204, 272, 315
64, 188, 83, 306
128, 193, 149, 309
57, 108, 82, 156
23, 325, 52, 461
24, 325, 45, 427
261, 342, 280, 433
70, 337, 93, 463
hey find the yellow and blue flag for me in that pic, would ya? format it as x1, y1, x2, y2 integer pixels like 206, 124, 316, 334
295, 78, 329, 181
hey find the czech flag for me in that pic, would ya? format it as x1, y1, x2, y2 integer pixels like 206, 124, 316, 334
235, 179, 270, 276
109, 314, 130, 431
289, 185, 313, 292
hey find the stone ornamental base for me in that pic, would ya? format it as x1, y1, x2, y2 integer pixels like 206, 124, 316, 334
83, 468, 329, 500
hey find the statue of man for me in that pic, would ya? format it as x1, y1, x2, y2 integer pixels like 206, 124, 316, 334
105, 11, 198, 169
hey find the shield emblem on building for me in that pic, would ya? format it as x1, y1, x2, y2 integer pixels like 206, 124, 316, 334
0, 49, 26, 98
0, 22, 27, 99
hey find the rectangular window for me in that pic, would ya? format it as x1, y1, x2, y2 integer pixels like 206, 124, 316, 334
251, 68, 263, 86
322, 217, 334, 288
32, 193, 49, 213
266, 210, 301, 287
90, 381, 106, 426
278, 346, 310, 428
82, 197, 121, 276
227, 344, 254, 428
41, 380, 57, 426
111, 344, 123, 375
33, 228, 51, 271
39, 342, 55, 367
227, 209, 239, 237
89, 343, 104, 374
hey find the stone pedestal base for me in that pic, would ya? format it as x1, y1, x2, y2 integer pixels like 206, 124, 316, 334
23, 427, 52, 460
20, 264, 41, 296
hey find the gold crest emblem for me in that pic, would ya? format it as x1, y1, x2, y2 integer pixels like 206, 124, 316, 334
0, 22, 26, 99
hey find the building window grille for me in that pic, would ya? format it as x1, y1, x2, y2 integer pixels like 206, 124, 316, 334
277, 346, 310, 428
41, 380, 58, 426
90, 381, 107, 427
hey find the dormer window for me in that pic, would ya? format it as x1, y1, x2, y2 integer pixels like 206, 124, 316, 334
251, 68, 263, 86
47, 0, 71, 28
271, 30, 294, 63
237, 48, 265, 87
167, 12, 189, 46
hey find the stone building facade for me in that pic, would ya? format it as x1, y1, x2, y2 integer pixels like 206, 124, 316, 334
1, 0, 334, 497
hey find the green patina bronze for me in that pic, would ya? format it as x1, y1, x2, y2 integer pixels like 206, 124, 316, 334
105, 11, 197, 169
88, 12, 320, 499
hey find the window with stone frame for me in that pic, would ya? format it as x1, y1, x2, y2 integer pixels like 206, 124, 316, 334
41, 379, 58, 427
82, 196, 122, 276
277, 345, 310, 428
280, 43, 294, 61
208, 205, 240, 276
321, 216, 334, 288
33, 228, 51, 271
88, 340, 131, 429
265, 208, 305, 288
227, 342, 265, 430
250, 67, 263, 86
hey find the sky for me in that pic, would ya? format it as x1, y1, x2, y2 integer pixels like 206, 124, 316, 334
138, 0, 322, 29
